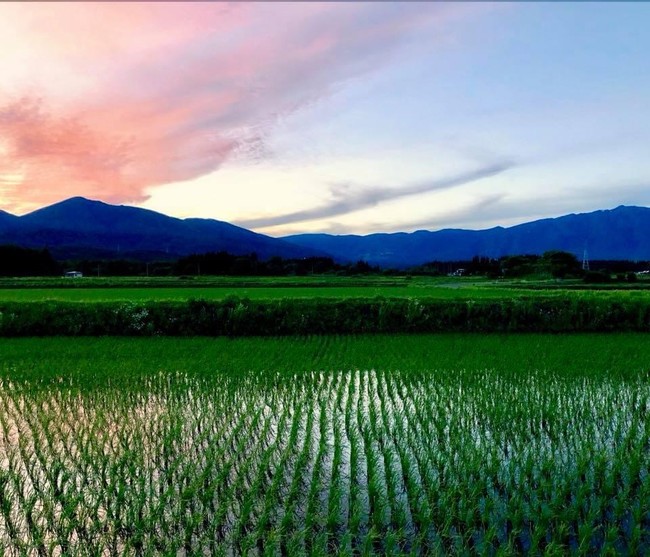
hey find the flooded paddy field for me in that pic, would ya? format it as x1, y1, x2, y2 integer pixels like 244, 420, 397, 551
0, 335, 649, 555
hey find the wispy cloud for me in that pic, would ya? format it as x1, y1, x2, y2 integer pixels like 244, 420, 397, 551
374, 181, 650, 235
237, 162, 514, 229
282, 192, 507, 236
0, 2, 472, 213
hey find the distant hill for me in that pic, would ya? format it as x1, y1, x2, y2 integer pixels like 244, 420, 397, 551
283, 206, 650, 267
0, 197, 323, 261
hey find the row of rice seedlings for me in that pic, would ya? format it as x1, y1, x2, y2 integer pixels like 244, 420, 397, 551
382, 371, 436, 553
360, 369, 392, 554
325, 370, 351, 554
242, 387, 297, 555
277, 393, 316, 555
343, 370, 366, 552
375, 371, 414, 553
304, 372, 337, 555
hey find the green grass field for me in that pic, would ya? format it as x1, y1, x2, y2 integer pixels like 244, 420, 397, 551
0, 285, 419, 301
1, 334, 648, 555
1, 275, 650, 302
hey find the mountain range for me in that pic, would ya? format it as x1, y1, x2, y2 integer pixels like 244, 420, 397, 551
0, 198, 649, 267
285, 205, 650, 267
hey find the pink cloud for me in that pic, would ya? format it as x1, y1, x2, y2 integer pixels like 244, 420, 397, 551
0, 2, 475, 213
0, 97, 138, 208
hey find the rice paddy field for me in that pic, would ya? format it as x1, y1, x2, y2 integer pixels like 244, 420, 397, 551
1, 334, 649, 555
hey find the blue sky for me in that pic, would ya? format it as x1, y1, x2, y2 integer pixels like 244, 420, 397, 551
2, 2, 649, 235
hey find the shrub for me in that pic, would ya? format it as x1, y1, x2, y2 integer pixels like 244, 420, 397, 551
1, 296, 650, 336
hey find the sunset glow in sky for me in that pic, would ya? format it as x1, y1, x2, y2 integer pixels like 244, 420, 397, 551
1, 2, 650, 235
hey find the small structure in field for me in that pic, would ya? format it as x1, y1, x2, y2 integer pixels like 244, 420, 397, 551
64, 271, 83, 278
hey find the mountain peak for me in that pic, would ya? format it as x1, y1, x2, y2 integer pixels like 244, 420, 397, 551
56, 196, 107, 207
22, 196, 108, 216
0, 196, 322, 261
21, 196, 118, 223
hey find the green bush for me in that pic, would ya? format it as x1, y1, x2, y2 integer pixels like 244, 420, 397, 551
2, 296, 650, 336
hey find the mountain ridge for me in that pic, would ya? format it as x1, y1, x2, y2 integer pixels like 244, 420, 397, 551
283, 205, 650, 267
1, 198, 649, 266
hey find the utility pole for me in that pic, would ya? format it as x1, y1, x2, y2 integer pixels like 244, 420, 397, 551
582, 249, 590, 271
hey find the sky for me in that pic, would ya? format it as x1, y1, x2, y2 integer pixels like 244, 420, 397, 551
1, 2, 650, 236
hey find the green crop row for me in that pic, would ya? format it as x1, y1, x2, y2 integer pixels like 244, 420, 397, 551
2, 296, 650, 336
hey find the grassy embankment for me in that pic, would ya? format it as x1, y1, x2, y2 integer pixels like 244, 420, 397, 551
1, 276, 650, 335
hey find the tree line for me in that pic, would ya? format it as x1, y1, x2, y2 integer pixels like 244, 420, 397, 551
411, 252, 646, 282
0, 245, 60, 276
0, 246, 378, 277
0, 244, 648, 280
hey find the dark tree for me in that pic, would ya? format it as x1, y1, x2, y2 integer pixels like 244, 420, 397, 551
0, 245, 61, 276
542, 251, 583, 278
